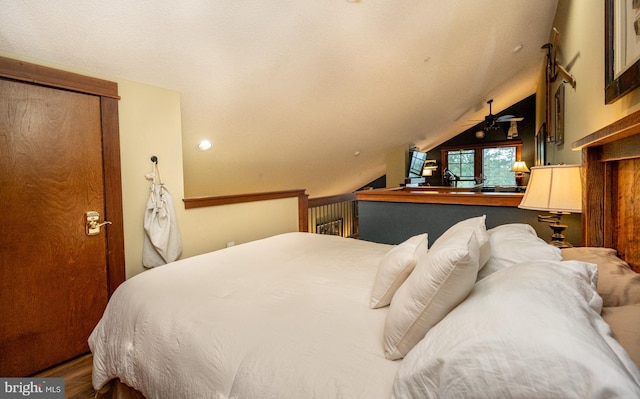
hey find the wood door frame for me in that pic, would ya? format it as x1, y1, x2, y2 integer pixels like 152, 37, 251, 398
0, 56, 125, 295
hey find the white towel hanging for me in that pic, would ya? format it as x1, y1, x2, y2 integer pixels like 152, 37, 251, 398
142, 158, 182, 268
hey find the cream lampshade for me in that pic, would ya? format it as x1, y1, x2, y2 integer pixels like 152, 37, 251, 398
510, 161, 530, 177
518, 165, 582, 247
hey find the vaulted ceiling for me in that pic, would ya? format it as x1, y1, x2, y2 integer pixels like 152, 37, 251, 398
0, 1, 558, 197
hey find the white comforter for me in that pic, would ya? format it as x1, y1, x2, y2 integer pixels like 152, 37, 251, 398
89, 233, 398, 399
90, 231, 640, 399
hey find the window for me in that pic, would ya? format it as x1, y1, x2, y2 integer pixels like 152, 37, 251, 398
446, 149, 475, 188
482, 146, 516, 186
441, 141, 522, 187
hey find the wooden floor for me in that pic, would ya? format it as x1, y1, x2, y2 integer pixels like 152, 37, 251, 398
32, 353, 96, 399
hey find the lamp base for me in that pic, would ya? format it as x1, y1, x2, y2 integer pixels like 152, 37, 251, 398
538, 212, 573, 248
548, 223, 573, 248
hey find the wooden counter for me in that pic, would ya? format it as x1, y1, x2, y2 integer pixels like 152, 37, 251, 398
355, 187, 524, 207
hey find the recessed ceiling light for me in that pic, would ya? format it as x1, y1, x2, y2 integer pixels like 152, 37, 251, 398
197, 140, 212, 151
513, 44, 524, 53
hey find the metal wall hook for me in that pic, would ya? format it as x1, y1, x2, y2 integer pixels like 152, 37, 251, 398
148, 156, 163, 184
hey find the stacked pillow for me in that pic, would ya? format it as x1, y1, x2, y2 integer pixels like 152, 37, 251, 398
372, 219, 640, 394
371, 218, 570, 360
477, 223, 561, 280
369, 233, 428, 309
381, 216, 489, 360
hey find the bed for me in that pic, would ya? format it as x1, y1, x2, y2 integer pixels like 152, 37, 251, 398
90, 117, 640, 398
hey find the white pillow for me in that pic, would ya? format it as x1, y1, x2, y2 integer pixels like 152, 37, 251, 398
432, 215, 490, 268
383, 221, 481, 360
392, 260, 640, 398
370, 233, 428, 309
477, 223, 561, 280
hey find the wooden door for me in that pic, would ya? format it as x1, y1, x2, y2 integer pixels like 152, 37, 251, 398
0, 59, 124, 376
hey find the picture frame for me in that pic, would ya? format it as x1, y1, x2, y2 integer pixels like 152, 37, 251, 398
554, 84, 565, 146
605, 0, 640, 103
535, 123, 546, 166
316, 218, 343, 236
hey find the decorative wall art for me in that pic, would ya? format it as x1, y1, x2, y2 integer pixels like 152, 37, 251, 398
605, 0, 640, 103
316, 218, 343, 236
554, 84, 565, 145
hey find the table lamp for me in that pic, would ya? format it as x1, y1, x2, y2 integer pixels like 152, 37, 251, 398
518, 165, 582, 248
510, 161, 530, 186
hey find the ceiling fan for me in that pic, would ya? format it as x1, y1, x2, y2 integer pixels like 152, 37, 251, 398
473, 99, 524, 139
482, 99, 523, 129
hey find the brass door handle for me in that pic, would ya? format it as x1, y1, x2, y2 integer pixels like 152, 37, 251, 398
86, 211, 112, 236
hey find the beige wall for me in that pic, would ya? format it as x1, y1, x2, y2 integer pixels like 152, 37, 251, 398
116, 79, 299, 278
1, 51, 300, 279
540, 0, 640, 165
385, 144, 409, 188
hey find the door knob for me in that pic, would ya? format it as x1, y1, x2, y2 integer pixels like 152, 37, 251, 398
86, 211, 112, 236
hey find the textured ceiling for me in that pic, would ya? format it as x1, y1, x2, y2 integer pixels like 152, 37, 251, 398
0, 0, 558, 197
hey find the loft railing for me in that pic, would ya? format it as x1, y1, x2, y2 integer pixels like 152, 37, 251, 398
184, 189, 358, 239
306, 193, 358, 238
